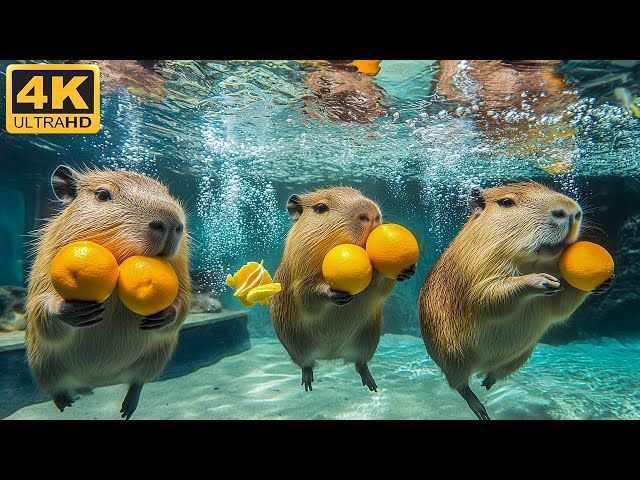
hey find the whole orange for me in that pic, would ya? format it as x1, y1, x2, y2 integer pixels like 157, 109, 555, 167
118, 256, 179, 316
559, 241, 614, 292
50, 241, 119, 302
322, 244, 372, 295
352, 60, 382, 76
366, 224, 419, 279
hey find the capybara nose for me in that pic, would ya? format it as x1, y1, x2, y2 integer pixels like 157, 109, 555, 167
149, 219, 166, 234
551, 209, 567, 219
358, 212, 382, 226
149, 218, 184, 241
149, 217, 184, 257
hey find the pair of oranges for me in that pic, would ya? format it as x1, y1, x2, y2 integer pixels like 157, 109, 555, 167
50, 241, 178, 316
322, 224, 420, 296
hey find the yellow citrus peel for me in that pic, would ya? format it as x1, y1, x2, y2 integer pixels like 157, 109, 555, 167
226, 260, 281, 307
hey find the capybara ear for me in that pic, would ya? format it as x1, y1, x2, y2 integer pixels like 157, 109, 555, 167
51, 165, 79, 204
468, 187, 485, 212
287, 194, 303, 220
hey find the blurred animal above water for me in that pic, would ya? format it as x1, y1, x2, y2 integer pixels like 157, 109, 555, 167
65, 60, 169, 98
436, 60, 580, 174
300, 61, 387, 124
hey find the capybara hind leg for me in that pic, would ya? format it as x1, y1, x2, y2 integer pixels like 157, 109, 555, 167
355, 362, 378, 392
279, 337, 316, 391
457, 385, 491, 420
120, 383, 143, 420
118, 341, 173, 418
301, 367, 314, 391
52, 391, 75, 412
348, 315, 381, 392
482, 348, 534, 390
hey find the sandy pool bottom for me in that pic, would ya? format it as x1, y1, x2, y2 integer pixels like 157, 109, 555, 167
5, 334, 640, 420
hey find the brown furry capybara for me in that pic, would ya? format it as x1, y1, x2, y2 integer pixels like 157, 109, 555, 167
437, 60, 579, 174
301, 61, 386, 124
65, 60, 168, 98
26, 165, 190, 419
418, 181, 613, 419
270, 187, 416, 391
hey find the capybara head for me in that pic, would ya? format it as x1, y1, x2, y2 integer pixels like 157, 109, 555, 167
51, 165, 186, 260
285, 187, 382, 256
467, 181, 582, 262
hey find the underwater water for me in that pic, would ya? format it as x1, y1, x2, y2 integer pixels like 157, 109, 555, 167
1, 59, 639, 420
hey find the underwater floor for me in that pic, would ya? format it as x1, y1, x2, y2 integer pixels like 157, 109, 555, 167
6, 334, 640, 420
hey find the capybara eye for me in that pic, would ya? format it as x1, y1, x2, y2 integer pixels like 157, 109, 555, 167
313, 203, 329, 214
497, 198, 515, 208
95, 189, 112, 202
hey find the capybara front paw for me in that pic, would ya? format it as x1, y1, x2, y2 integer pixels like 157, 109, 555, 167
139, 305, 177, 330
528, 273, 562, 295
54, 300, 104, 327
327, 289, 354, 306
396, 264, 416, 282
592, 274, 614, 295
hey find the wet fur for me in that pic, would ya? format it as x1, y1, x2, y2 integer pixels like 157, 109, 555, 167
26, 167, 190, 406
270, 187, 395, 379
419, 182, 590, 391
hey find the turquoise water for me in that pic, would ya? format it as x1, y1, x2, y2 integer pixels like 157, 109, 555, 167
1, 60, 639, 420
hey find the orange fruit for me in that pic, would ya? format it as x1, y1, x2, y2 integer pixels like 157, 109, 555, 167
50, 241, 119, 302
559, 241, 614, 292
366, 224, 419, 279
322, 244, 372, 295
117, 256, 179, 316
352, 60, 382, 76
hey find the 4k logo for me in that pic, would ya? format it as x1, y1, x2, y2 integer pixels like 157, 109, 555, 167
6, 64, 100, 134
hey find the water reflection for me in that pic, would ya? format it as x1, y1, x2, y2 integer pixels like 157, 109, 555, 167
436, 60, 580, 174
66, 60, 169, 98
300, 60, 386, 124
